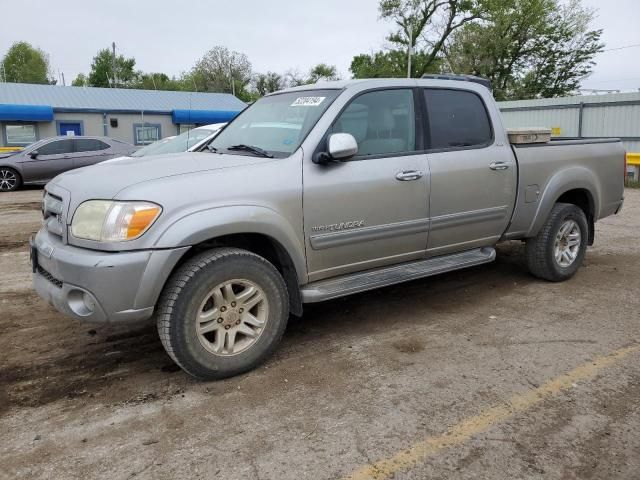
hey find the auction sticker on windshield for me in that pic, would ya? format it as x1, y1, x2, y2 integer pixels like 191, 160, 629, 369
291, 96, 326, 107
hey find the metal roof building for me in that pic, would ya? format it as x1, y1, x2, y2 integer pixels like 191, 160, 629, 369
498, 92, 640, 153
0, 83, 245, 148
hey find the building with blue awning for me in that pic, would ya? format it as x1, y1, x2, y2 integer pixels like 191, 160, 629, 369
0, 83, 245, 147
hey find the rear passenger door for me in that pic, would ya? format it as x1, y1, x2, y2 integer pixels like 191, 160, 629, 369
73, 138, 113, 168
21, 138, 75, 182
424, 88, 516, 255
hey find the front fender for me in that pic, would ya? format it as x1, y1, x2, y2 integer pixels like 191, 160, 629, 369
152, 204, 307, 283
527, 166, 600, 237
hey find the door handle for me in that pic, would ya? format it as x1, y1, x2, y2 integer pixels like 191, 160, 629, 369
395, 170, 423, 181
489, 161, 509, 170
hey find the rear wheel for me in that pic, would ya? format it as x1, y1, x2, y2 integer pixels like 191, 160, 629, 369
0, 167, 21, 192
526, 202, 588, 281
156, 247, 289, 380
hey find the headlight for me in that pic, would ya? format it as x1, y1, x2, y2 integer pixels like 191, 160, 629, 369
71, 200, 162, 242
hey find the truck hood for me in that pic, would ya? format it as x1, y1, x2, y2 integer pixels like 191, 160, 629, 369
49, 152, 266, 200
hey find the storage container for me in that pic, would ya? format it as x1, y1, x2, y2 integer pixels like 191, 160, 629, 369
507, 127, 551, 144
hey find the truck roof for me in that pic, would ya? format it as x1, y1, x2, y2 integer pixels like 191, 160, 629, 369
277, 77, 491, 95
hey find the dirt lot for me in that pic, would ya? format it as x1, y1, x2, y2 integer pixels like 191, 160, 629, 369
1, 187, 639, 480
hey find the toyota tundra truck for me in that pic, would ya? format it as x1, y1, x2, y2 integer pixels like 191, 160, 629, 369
31, 76, 625, 380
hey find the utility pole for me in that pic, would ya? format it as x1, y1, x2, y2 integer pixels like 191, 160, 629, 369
229, 64, 235, 96
112, 42, 117, 88
407, 26, 413, 78
61, 72, 66, 86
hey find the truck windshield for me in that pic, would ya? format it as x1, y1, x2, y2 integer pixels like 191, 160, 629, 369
131, 127, 221, 157
208, 89, 341, 158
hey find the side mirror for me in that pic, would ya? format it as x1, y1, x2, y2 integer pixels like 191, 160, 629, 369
29, 150, 39, 159
314, 133, 358, 164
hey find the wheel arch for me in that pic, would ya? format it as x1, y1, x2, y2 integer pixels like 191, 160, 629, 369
153, 206, 307, 317
526, 167, 600, 243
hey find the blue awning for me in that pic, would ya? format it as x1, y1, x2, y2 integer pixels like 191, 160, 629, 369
172, 109, 241, 125
0, 104, 54, 122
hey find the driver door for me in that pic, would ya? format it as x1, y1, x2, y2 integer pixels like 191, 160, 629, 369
21, 138, 75, 182
303, 88, 430, 282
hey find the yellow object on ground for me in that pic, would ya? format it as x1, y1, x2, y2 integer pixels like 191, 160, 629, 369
346, 343, 640, 480
0, 146, 23, 153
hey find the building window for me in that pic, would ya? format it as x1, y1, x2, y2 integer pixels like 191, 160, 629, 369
133, 123, 161, 145
4, 124, 38, 146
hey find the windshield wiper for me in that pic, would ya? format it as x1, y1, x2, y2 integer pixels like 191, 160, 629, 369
226, 144, 273, 158
206, 144, 219, 153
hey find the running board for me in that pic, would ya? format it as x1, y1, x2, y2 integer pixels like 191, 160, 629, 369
301, 247, 496, 303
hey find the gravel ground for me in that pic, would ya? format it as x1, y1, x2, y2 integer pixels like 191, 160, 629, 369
1, 187, 639, 480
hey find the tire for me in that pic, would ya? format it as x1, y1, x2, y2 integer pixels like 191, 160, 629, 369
0, 167, 22, 192
525, 202, 588, 282
156, 247, 289, 380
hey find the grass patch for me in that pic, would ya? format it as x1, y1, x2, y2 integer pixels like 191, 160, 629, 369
625, 178, 640, 189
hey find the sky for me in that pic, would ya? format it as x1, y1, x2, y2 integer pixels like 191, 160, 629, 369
0, 0, 639, 92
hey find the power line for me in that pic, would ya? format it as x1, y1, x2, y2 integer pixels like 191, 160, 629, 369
600, 43, 640, 53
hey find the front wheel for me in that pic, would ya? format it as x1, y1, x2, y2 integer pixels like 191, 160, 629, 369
525, 202, 588, 282
156, 247, 289, 380
0, 167, 21, 192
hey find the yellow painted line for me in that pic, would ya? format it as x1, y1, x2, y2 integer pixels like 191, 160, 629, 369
346, 343, 640, 480
627, 152, 640, 166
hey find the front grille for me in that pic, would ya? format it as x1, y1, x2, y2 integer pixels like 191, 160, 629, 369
43, 192, 64, 238
37, 265, 63, 288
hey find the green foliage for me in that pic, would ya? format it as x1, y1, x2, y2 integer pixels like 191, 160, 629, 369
71, 73, 88, 86
624, 177, 640, 189
444, 0, 603, 99
134, 72, 183, 91
254, 71, 285, 96
378, 0, 484, 76
308, 63, 339, 83
350, 49, 440, 78
189, 46, 253, 99
1, 41, 53, 84
87, 48, 137, 88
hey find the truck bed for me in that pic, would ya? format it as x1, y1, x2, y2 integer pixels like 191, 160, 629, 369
504, 138, 625, 240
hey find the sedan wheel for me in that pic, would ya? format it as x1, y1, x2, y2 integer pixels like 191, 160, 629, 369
0, 168, 21, 192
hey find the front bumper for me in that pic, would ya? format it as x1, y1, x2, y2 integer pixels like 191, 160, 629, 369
31, 229, 189, 324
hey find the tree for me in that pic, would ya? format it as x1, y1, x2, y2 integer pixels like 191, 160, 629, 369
87, 48, 137, 88
71, 73, 88, 86
444, 0, 603, 99
379, 0, 484, 76
308, 63, 339, 83
350, 49, 437, 78
189, 46, 253, 99
135, 72, 183, 91
254, 71, 285, 96
1, 41, 53, 84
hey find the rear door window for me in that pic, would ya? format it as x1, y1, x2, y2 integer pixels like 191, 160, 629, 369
75, 139, 110, 152
423, 89, 492, 150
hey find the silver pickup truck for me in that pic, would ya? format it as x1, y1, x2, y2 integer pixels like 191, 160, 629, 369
31, 76, 625, 379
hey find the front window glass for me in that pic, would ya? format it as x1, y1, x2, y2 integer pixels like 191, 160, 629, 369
331, 89, 416, 157
37, 139, 75, 155
209, 89, 341, 158
131, 127, 218, 157
5, 124, 37, 145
